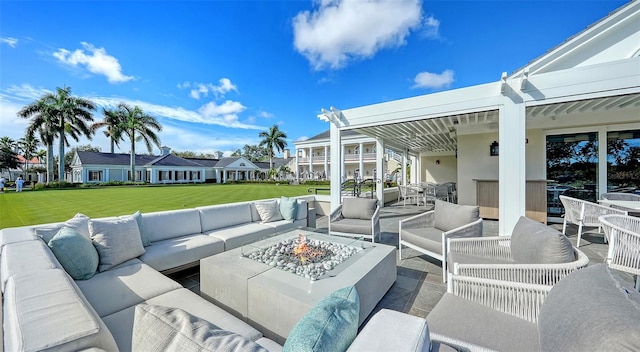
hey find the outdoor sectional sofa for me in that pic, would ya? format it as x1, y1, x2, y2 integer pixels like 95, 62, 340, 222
0, 196, 314, 351
1, 196, 450, 352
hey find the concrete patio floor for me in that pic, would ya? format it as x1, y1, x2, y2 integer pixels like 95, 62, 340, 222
168, 201, 618, 324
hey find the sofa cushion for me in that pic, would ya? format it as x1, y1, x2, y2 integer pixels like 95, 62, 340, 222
255, 200, 284, 223
142, 208, 202, 242
4, 269, 118, 352
342, 197, 377, 220
132, 304, 268, 352
139, 234, 225, 272
401, 227, 444, 256
1, 239, 61, 292
539, 264, 640, 351
347, 309, 430, 352
89, 217, 146, 272
75, 261, 182, 317
510, 216, 575, 264
283, 286, 359, 352
427, 293, 539, 351
280, 196, 298, 221
206, 223, 275, 251
103, 288, 264, 351
48, 226, 99, 280
35, 213, 91, 242
433, 200, 479, 232
331, 218, 373, 236
199, 203, 254, 231
259, 219, 307, 233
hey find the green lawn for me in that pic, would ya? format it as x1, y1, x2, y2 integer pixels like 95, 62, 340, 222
0, 183, 313, 229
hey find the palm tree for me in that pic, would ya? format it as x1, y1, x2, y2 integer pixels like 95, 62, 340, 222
19, 100, 57, 183
18, 134, 39, 170
258, 124, 288, 177
117, 103, 162, 181
18, 86, 95, 182
0, 137, 19, 179
92, 107, 125, 153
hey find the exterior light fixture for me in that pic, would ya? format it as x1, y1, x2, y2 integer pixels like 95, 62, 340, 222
490, 141, 499, 156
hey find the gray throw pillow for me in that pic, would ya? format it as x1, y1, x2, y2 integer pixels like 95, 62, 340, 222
122, 211, 151, 247
90, 217, 145, 272
35, 213, 91, 243
132, 304, 268, 352
341, 197, 377, 220
433, 200, 480, 232
255, 200, 284, 223
539, 264, 640, 351
510, 216, 575, 264
48, 227, 99, 280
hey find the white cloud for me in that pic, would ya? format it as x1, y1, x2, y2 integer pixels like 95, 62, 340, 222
1, 37, 18, 48
160, 124, 260, 156
293, 0, 423, 70
422, 15, 440, 39
53, 42, 134, 83
412, 69, 454, 89
180, 78, 238, 99
295, 136, 309, 142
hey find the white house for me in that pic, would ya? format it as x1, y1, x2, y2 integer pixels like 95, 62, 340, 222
320, 1, 640, 236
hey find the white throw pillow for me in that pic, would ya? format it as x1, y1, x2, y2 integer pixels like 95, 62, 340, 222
35, 213, 91, 243
254, 200, 284, 223
89, 217, 145, 272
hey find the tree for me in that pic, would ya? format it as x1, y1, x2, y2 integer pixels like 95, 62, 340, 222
18, 134, 39, 170
18, 86, 96, 182
116, 103, 162, 181
92, 108, 125, 153
258, 124, 287, 176
0, 137, 19, 178
18, 99, 58, 183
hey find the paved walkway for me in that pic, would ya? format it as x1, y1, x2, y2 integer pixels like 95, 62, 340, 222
170, 201, 615, 323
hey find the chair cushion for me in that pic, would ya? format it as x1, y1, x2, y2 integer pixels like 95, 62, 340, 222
283, 286, 359, 352
132, 304, 268, 352
427, 293, 539, 351
433, 200, 479, 232
255, 200, 284, 223
510, 216, 575, 264
48, 227, 99, 280
89, 217, 146, 272
539, 263, 640, 351
401, 227, 444, 256
341, 197, 377, 220
280, 196, 298, 221
331, 218, 373, 236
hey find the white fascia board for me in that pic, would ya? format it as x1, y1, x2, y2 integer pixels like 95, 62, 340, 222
520, 57, 640, 103
340, 82, 504, 129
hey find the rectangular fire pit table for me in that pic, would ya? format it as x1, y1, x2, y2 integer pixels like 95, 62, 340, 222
200, 229, 397, 343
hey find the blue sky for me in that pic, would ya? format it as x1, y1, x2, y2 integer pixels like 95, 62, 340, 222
0, 0, 628, 157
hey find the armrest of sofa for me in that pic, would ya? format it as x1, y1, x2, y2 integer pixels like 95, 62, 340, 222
399, 210, 435, 230
447, 274, 551, 323
347, 309, 430, 352
448, 236, 512, 257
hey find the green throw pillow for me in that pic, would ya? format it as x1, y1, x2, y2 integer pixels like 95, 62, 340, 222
283, 286, 359, 352
48, 226, 99, 280
280, 197, 298, 221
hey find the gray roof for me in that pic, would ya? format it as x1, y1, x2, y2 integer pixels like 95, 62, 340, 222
185, 157, 220, 167
77, 151, 203, 168
145, 154, 205, 167
213, 157, 243, 168
255, 157, 294, 169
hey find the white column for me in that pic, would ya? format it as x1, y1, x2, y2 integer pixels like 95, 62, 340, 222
411, 155, 418, 184
309, 147, 314, 178
358, 142, 364, 181
235, 170, 238, 181
376, 138, 385, 205
499, 99, 527, 236
330, 123, 342, 212
402, 150, 408, 186
324, 145, 328, 179
215, 169, 221, 183
597, 127, 608, 199
295, 150, 300, 180
223, 170, 227, 183
341, 144, 346, 180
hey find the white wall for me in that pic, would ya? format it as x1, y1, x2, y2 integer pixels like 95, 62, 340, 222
524, 129, 546, 180
457, 133, 499, 206
422, 155, 457, 184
